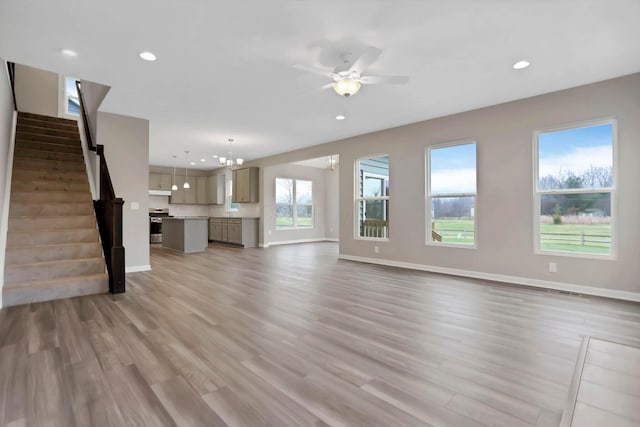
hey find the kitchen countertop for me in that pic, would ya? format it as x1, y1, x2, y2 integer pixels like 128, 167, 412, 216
164, 216, 209, 220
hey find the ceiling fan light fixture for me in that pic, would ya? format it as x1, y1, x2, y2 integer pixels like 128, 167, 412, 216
333, 79, 361, 97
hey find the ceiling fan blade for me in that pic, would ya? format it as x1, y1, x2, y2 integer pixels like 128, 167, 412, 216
360, 75, 409, 85
319, 83, 334, 91
348, 47, 382, 74
294, 64, 337, 79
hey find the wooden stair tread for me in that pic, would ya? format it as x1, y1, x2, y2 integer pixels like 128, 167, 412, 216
3, 273, 108, 290
5, 257, 105, 269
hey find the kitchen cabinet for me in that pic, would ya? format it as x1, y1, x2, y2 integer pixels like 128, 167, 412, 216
232, 167, 259, 203
206, 174, 224, 204
149, 173, 172, 191
209, 218, 223, 241
208, 217, 258, 247
196, 176, 208, 204
183, 176, 197, 204
170, 176, 185, 203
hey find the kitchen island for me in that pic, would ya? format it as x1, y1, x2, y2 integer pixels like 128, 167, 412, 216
162, 217, 209, 253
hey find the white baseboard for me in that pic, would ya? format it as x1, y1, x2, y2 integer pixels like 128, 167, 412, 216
266, 238, 338, 247
338, 254, 640, 302
259, 243, 269, 248
126, 265, 151, 273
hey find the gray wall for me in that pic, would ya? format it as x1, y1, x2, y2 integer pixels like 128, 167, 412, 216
262, 163, 328, 244
97, 112, 150, 271
0, 58, 16, 303
325, 164, 339, 240
14, 64, 58, 117
244, 73, 640, 297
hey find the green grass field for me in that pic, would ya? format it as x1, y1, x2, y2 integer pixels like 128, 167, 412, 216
540, 222, 611, 254
276, 217, 313, 228
432, 219, 611, 254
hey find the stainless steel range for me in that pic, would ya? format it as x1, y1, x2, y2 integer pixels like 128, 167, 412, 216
149, 208, 171, 243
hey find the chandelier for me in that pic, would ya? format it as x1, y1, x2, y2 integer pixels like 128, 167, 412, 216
219, 138, 243, 167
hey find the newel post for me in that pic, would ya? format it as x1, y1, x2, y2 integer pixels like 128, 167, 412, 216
110, 198, 125, 293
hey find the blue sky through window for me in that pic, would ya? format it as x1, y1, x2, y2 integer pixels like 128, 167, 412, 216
538, 123, 612, 178
430, 143, 476, 194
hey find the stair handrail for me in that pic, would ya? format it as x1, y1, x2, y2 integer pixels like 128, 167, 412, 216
76, 81, 125, 294
6, 61, 17, 111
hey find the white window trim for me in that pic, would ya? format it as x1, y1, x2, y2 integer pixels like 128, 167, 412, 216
226, 174, 239, 212
425, 140, 478, 249
532, 118, 617, 260
354, 154, 390, 241
275, 177, 314, 230
58, 75, 80, 120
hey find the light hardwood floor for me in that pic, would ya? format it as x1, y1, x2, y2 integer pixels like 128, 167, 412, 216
1, 242, 639, 427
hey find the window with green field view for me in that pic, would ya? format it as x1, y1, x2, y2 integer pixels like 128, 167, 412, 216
535, 121, 614, 256
275, 178, 313, 229
356, 156, 389, 239
427, 142, 476, 246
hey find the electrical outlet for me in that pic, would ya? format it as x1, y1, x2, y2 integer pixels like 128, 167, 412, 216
549, 262, 557, 273
374, 246, 379, 254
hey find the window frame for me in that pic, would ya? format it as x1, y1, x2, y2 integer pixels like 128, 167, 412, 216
354, 154, 390, 241
532, 118, 617, 260
425, 139, 478, 249
275, 177, 314, 230
226, 173, 239, 212
58, 75, 80, 120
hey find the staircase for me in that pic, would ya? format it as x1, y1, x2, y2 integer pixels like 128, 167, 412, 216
3, 112, 108, 306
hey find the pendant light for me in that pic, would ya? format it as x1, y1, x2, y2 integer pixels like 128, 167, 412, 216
171, 155, 178, 191
183, 150, 191, 189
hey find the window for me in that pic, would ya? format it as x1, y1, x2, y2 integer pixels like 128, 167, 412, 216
427, 141, 477, 246
275, 178, 313, 229
535, 121, 615, 256
356, 156, 389, 239
61, 76, 80, 117
226, 176, 239, 212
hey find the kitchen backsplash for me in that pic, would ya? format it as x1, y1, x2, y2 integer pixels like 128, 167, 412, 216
149, 195, 260, 218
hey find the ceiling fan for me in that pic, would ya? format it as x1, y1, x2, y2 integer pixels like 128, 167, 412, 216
295, 47, 409, 97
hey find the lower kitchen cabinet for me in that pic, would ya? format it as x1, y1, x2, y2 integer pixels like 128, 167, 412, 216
208, 217, 258, 247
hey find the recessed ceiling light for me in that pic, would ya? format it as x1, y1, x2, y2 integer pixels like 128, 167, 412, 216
190, 162, 196, 165
139, 51, 157, 61
212, 155, 218, 158
336, 115, 346, 120
513, 60, 530, 70
200, 158, 206, 162
60, 48, 78, 57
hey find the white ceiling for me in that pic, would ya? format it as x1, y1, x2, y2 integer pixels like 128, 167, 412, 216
1, 0, 639, 168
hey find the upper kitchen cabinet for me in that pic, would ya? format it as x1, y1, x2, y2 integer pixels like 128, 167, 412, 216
206, 174, 225, 204
196, 176, 208, 204
232, 167, 259, 203
149, 173, 172, 191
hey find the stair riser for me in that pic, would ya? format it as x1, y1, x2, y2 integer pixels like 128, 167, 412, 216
18, 117, 79, 132
12, 170, 88, 183
12, 180, 89, 192
9, 215, 96, 231
5, 259, 105, 284
7, 228, 99, 246
17, 124, 79, 139
11, 192, 91, 203
16, 132, 81, 146
10, 202, 93, 217
15, 140, 83, 154
5, 243, 103, 265
2, 276, 108, 307
14, 158, 85, 172
18, 112, 77, 126
15, 150, 84, 162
